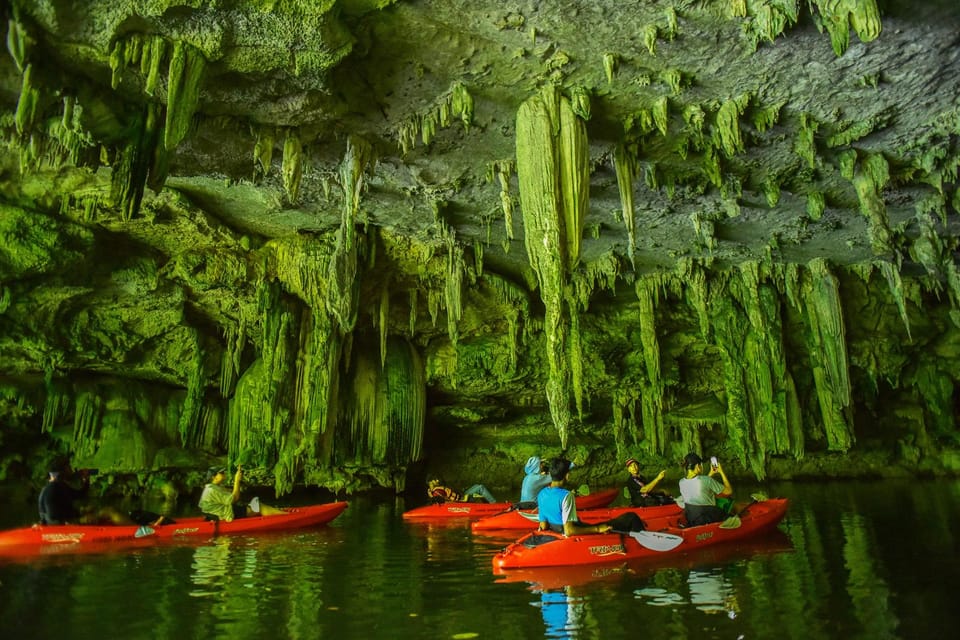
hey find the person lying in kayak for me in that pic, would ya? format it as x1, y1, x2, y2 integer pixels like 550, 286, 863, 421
678, 452, 736, 526
199, 465, 286, 522
537, 458, 645, 535
426, 477, 496, 504
624, 457, 674, 507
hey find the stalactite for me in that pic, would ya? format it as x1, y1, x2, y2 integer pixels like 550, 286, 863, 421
6, 16, 29, 73
807, 191, 825, 220
753, 102, 783, 133
714, 95, 749, 158
634, 276, 665, 454
326, 136, 372, 333
614, 144, 637, 267
643, 24, 658, 55
795, 113, 819, 169
164, 39, 206, 151
652, 96, 669, 136
568, 298, 584, 420
802, 258, 854, 452
112, 102, 163, 221
408, 290, 418, 337
72, 388, 103, 458
677, 258, 711, 340
177, 335, 205, 446
444, 228, 463, 346
282, 129, 303, 204
878, 259, 911, 341
254, 130, 274, 177
516, 85, 591, 447
603, 53, 617, 84
852, 153, 894, 256
558, 96, 589, 268
473, 239, 484, 276
492, 160, 516, 240
14, 63, 39, 137
485, 273, 531, 372
42, 376, 69, 434
341, 339, 425, 466
379, 285, 389, 367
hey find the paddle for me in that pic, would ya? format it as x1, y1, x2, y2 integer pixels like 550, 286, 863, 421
615, 529, 684, 552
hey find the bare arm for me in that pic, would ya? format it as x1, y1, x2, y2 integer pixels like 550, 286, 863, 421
710, 463, 733, 497
563, 520, 612, 535
641, 470, 667, 493
231, 467, 243, 503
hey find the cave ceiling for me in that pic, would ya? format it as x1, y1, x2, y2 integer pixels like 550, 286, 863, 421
2, 0, 959, 286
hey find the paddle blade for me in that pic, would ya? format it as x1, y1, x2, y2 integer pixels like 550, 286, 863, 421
629, 530, 684, 552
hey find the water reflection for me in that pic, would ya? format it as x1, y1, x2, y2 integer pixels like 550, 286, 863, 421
537, 587, 583, 639
634, 567, 739, 617
2, 482, 960, 639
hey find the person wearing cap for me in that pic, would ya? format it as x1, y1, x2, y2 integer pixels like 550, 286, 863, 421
678, 452, 734, 526
198, 465, 285, 522
537, 458, 645, 535
624, 458, 673, 507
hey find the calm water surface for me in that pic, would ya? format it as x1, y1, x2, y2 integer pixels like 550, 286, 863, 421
1, 480, 959, 639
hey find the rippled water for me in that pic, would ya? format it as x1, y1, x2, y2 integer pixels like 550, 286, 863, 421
2, 480, 959, 639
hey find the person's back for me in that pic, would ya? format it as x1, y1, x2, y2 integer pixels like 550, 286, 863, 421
520, 456, 551, 503
678, 453, 731, 526
38, 478, 83, 524
537, 484, 574, 531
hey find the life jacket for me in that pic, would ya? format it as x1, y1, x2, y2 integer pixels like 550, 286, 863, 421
428, 486, 461, 502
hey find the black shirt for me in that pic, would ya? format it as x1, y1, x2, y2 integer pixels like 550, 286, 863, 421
38, 480, 88, 524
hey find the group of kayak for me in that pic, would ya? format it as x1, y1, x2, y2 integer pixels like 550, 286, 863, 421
404, 452, 790, 572
0, 453, 789, 574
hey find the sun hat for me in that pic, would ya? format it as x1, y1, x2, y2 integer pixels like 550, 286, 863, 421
624, 458, 639, 468
207, 466, 226, 481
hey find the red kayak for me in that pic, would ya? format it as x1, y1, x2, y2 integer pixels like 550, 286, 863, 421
492, 498, 789, 569
472, 501, 682, 533
402, 488, 619, 520
0, 501, 348, 552
494, 529, 795, 589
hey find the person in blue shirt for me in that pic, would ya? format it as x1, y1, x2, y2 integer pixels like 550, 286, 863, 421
537, 458, 644, 535
520, 456, 552, 505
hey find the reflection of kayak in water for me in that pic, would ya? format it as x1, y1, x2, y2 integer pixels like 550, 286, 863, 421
494, 527, 794, 590
0, 501, 348, 555
402, 488, 619, 520
493, 498, 789, 570
473, 502, 682, 533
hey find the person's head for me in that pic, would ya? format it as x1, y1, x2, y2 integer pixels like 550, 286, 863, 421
427, 477, 442, 491
48, 459, 70, 481
625, 458, 639, 474
683, 453, 703, 472
525, 456, 542, 474
548, 458, 572, 482
207, 466, 226, 484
